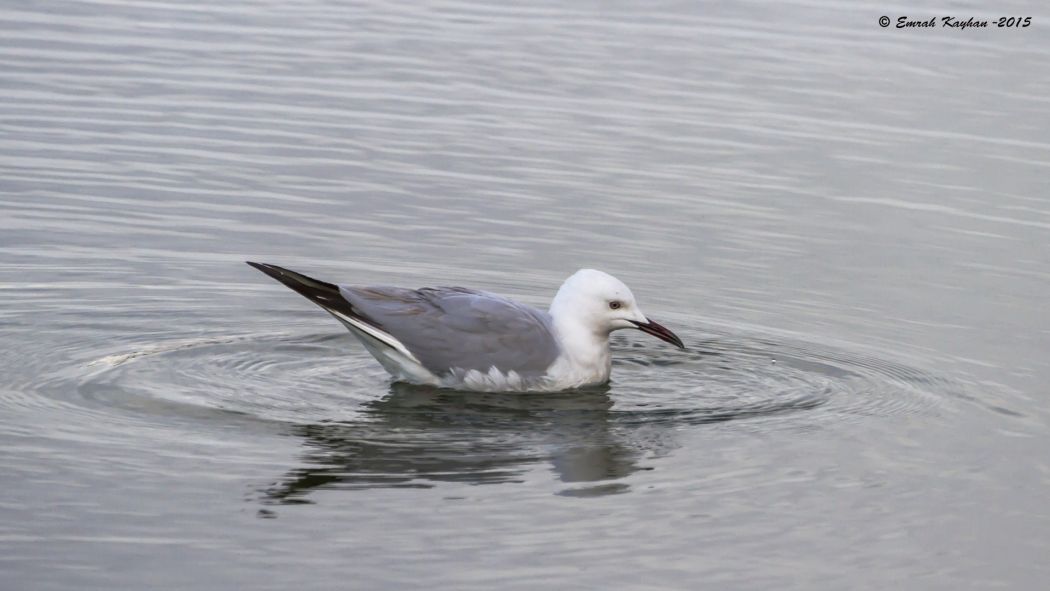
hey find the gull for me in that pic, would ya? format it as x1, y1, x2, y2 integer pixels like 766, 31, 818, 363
247, 262, 684, 392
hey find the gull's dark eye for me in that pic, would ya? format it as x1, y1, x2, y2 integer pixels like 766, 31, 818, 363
609, 300, 622, 310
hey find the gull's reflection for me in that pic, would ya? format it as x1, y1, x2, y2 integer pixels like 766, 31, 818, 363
260, 382, 648, 504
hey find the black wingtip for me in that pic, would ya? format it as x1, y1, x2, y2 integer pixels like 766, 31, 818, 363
245, 261, 288, 284
245, 261, 356, 318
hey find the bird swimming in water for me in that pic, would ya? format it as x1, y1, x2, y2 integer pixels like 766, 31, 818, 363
247, 262, 684, 392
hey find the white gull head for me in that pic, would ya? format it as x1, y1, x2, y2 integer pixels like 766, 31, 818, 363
545, 269, 684, 388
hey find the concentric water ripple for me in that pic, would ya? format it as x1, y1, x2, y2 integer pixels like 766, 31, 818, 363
611, 330, 952, 427
78, 332, 387, 425
73, 325, 955, 428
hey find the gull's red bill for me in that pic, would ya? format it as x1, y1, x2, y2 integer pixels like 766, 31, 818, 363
630, 318, 685, 350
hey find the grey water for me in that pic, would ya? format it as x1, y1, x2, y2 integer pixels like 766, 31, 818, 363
2, 0, 1049, 589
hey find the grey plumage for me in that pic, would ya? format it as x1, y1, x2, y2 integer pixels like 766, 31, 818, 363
339, 285, 560, 377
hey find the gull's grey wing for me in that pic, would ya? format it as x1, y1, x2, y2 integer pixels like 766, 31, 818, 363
338, 285, 560, 377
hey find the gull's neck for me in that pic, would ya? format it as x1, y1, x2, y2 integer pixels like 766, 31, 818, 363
547, 300, 612, 387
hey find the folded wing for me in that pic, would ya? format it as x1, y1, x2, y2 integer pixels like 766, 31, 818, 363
339, 285, 560, 377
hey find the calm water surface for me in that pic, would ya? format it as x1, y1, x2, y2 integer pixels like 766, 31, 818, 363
2, 1, 1049, 589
